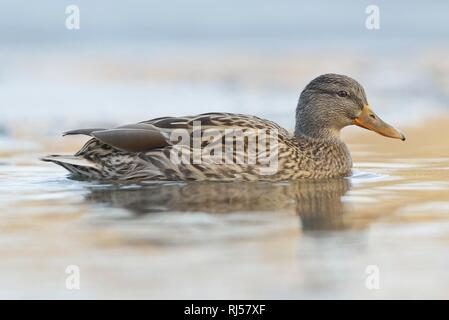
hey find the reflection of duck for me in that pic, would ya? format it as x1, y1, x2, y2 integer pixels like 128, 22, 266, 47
86, 178, 351, 231
43, 74, 404, 181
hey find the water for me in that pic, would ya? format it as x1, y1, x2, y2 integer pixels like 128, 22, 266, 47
1, 119, 449, 298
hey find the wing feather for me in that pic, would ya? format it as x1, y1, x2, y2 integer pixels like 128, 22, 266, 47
63, 113, 290, 153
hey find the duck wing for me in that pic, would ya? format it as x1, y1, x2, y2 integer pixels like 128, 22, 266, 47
63, 123, 170, 152
142, 112, 290, 135
62, 113, 289, 153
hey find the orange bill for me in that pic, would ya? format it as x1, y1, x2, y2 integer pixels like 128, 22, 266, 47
352, 105, 405, 141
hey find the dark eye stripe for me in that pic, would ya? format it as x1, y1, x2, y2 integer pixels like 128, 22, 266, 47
314, 88, 351, 97
314, 88, 337, 95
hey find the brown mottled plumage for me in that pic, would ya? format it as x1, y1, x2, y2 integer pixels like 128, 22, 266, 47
42, 74, 405, 181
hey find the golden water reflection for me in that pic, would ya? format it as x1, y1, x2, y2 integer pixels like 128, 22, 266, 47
85, 178, 351, 231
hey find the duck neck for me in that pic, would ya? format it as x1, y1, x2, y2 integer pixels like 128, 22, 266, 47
294, 118, 342, 142
294, 124, 341, 142
294, 102, 342, 141
294, 122, 352, 178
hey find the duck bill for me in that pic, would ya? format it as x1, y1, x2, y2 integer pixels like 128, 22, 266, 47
352, 105, 405, 141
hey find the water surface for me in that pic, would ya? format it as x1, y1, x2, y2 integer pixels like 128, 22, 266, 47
1, 118, 449, 298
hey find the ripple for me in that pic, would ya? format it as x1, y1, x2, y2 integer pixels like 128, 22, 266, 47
351, 170, 385, 180
381, 182, 449, 191
355, 162, 423, 169
397, 202, 449, 217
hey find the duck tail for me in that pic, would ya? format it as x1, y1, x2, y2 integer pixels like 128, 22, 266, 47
40, 155, 100, 178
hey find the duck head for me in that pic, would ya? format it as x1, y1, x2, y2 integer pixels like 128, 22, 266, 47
294, 73, 405, 141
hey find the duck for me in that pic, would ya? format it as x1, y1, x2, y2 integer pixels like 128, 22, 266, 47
42, 73, 405, 181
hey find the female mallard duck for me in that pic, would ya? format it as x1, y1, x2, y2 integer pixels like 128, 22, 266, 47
43, 74, 405, 181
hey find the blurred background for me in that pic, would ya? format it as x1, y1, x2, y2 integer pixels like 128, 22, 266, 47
1, 0, 449, 135
1, 1, 449, 299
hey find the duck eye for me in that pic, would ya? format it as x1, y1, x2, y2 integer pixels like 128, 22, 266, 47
337, 90, 349, 97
